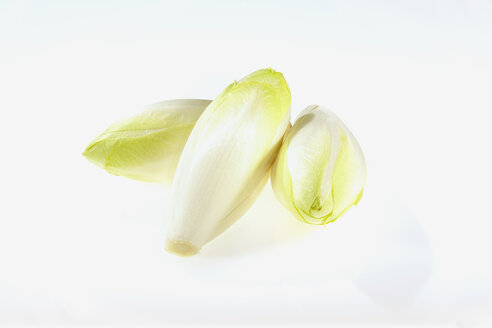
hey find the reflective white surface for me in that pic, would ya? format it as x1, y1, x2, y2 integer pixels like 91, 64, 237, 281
1, 0, 491, 326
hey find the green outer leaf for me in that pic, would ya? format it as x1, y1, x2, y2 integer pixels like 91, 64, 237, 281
83, 99, 211, 183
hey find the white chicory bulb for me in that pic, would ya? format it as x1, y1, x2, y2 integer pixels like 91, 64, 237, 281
271, 105, 366, 225
165, 68, 291, 256
83, 99, 211, 183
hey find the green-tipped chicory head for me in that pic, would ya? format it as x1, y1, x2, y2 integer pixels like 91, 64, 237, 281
165, 68, 291, 256
83, 99, 211, 183
271, 105, 366, 225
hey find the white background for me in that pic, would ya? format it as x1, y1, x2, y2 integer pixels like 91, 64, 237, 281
1, 0, 492, 327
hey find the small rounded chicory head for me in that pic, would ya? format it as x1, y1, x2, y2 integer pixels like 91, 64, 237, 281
271, 105, 366, 225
